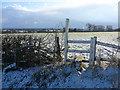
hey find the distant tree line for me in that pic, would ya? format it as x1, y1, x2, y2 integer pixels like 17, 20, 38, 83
2, 28, 119, 34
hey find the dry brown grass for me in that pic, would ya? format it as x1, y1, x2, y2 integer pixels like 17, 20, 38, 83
96, 48, 120, 68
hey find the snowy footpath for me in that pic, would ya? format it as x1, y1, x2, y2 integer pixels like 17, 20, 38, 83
2, 64, 120, 88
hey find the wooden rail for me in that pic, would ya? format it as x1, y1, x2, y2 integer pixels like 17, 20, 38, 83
68, 40, 91, 44
97, 41, 120, 49
66, 59, 89, 62
68, 50, 90, 53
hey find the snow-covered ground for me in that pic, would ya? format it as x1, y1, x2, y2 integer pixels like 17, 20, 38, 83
2, 32, 119, 88
2, 64, 120, 88
2, 66, 40, 88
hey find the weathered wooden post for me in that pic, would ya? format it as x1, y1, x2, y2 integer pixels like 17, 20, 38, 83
89, 37, 97, 66
54, 36, 61, 62
64, 18, 70, 64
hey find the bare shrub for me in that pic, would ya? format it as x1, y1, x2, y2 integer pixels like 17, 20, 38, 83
2, 33, 63, 69
108, 53, 120, 67
96, 48, 120, 68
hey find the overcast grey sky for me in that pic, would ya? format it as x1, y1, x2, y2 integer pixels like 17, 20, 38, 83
1, 0, 119, 29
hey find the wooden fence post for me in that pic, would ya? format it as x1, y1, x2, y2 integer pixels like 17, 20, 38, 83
64, 18, 70, 64
54, 36, 61, 62
89, 37, 97, 66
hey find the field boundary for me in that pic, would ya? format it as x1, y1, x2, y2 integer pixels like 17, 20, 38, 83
64, 18, 120, 66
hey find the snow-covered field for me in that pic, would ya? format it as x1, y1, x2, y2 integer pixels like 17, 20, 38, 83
68, 32, 119, 45
2, 32, 119, 45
